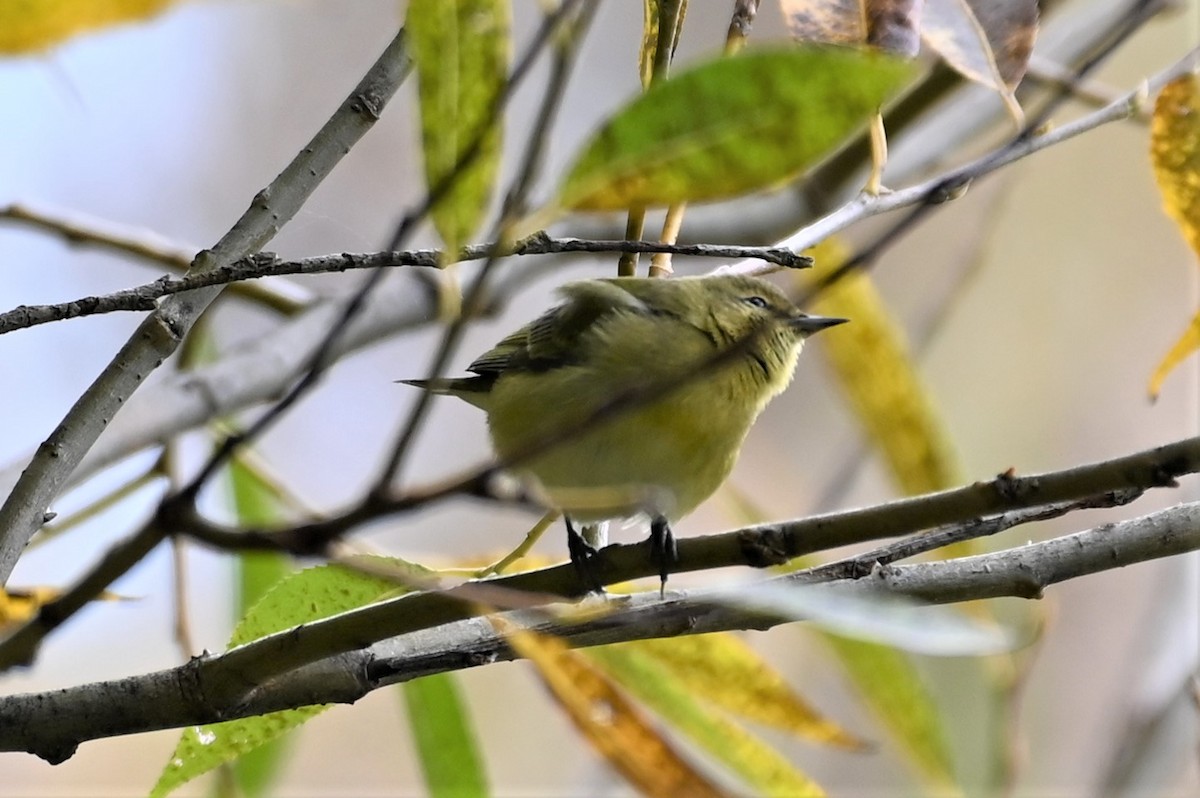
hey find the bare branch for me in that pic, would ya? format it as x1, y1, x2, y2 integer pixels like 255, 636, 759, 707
0, 30, 413, 583
0, 234, 810, 336
0, 203, 311, 314
3, 500, 1197, 763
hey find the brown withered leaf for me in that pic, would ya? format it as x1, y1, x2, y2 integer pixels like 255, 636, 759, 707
921, 0, 1038, 91
782, 0, 922, 57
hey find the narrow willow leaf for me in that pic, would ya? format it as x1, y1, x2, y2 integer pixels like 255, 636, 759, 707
403, 674, 489, 798
633, 634, 866, 749
803, 239, 963, 497
227, 455, 295, 798
640, 0, 660, 89
0, 587, 128, 633
499, 621, 725, 798
822, 636, 958, 790
407, 0, 510, 252
921, 0, 1037, 91
588, 643, 826, 797
711, 583, 1010, 657
0, 0, 173, 53
1148, 74, 1200, 397
151, 560, 420, 798
1149, 311, 1200, 400
557, 47, 913, 211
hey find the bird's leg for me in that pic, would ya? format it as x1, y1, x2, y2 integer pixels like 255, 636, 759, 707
648, 515, 678, 596
565, 517, 604, 593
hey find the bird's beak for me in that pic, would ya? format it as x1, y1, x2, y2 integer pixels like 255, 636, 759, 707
790, 314, 849, 334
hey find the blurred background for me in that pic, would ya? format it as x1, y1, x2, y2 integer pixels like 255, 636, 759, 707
1, 0, 1197, 795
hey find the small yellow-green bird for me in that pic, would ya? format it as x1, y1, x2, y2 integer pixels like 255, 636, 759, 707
404, 272, 845, 588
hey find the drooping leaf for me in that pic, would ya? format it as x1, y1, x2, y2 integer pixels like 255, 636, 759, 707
632, 633, 866, 748
639, 0, 689, 89
1148, 73, 1200, 398
499, 621, 727, 798
822, 635, 958, 790
640, 0, 660, 89
588, 643, 827, 797
0, 587, 129, 633
921, 0, 1037, 91
782, 0, 922, 57
557, 47, 913, 211
403, 673, 489, 798
710, 582, 1010, 657
0, 0, 174, 53
151, 560, 419, 798
1149, 311, 1200, 399
226, 454, 296, 798
407, 0, 510, 253
802, 238, 964, 497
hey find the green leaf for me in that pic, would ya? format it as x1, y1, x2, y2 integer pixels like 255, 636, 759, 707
588, 644, 826, 797
407, 0, 510, 252
151, 560, 418, 798
822, 635, 958, 791
557, 46, 913, 211
226, 455, 295, 798
403, 674, 489, 798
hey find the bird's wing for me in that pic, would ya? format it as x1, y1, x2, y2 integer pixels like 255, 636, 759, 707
466, 280, 649, 376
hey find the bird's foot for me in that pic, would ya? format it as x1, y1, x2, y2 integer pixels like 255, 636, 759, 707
566, 518, 605, 594
649, 516, 678, 597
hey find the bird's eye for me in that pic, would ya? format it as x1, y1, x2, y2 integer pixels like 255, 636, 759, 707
743, 296, 769, 309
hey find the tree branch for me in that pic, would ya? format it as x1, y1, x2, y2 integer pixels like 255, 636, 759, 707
0, 202, 312, 314
0, 30, 413, 583
3, 500, 1197, 764
0, 234, 813, 335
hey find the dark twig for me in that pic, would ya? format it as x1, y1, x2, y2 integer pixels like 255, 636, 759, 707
800, 0, 1175, 302
0, 235, 810, 336
794, 490, 1144, 582
169, 2, 588, 509
375, 0, 600, 492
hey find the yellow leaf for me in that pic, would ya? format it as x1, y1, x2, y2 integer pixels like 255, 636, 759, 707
1149, 310, 1200, 400
589, 643, 827, 797
634, 634, 867, 749
407, 0, 510, 253
0, 586, 130, 633
497, 620, 728, 798
801, 238, 963, 497
0, 0, 174, 54
1147, 73, 1200, 398
1151, 73, 1200, 259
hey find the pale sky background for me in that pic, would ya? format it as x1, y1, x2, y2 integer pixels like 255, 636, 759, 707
1, 1, 1198, 795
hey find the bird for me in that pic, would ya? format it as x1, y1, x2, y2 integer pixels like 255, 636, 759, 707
403, 272, 846, 591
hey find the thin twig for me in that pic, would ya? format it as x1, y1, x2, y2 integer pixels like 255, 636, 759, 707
794, 490, 1143, 582
169, 1, 590, 510
788, 2, 1185, 297
0, 30, 413, 585
1024, 54, 1152, 122
374, 0, 598, 492
0, 235, 810, 336
0, 203, 312, 314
